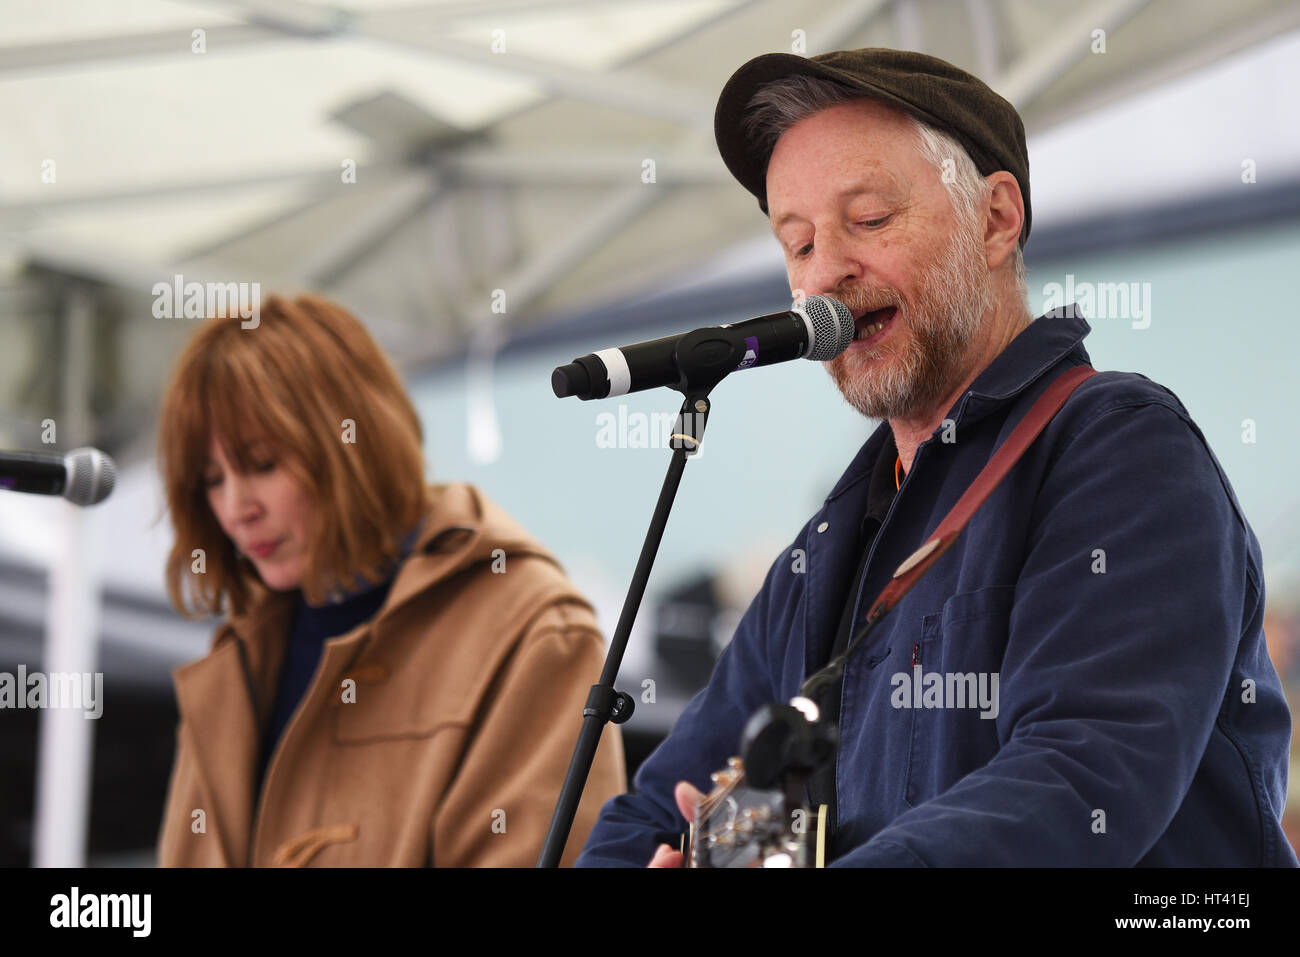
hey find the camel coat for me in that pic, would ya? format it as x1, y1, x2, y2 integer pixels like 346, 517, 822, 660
157, 482, 625, 866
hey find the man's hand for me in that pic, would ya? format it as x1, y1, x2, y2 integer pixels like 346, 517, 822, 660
646, 781, 704, 868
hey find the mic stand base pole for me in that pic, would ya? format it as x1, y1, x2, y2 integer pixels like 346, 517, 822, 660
537, 387, 719, 867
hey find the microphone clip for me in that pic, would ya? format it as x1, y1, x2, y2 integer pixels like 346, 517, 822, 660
667, 324, 754, 455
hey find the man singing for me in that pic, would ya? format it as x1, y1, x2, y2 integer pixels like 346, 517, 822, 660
576, 48, 1295, 867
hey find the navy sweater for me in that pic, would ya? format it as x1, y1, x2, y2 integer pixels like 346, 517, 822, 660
256, 524, 421, 792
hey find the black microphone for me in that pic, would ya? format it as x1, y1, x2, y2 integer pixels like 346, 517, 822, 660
551, 294, 854, 400
741, 698, 837, 791
0, 447, 116, 506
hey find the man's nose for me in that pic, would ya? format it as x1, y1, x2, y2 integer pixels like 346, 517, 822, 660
801, 232, 863, 300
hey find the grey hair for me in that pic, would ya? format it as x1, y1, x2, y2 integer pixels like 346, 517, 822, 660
743, 75, 1027, 303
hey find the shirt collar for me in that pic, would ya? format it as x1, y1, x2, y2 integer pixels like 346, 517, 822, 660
967, 305, 1091, 403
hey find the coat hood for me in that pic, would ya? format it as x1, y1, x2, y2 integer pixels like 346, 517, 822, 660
202, 481, 579, 707
384, 481, 565, 612
210, 482, 575, 672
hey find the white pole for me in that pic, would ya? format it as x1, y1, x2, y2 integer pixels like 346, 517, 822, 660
32, 284, 102, 867
32, 501, 103, 866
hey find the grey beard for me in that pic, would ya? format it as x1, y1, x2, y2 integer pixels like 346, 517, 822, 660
825, 223, 993, 422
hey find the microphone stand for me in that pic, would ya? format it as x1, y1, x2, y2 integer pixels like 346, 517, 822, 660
537, 327, 746, 867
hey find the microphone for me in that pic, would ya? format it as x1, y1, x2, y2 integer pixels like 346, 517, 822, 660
0, 447, 116, 506
741, 698, 837, 791
551, 294, 854, 400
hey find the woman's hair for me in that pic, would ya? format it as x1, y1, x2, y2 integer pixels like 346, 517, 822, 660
157, 294, 432, 618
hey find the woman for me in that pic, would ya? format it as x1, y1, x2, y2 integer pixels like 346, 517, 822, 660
155, 294, 624, 866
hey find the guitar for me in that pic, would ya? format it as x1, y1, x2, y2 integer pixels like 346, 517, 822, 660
683, 698, 835, 868
685, 755, 828, 867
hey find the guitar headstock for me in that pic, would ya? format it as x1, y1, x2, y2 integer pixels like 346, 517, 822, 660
685, 756, 826, 868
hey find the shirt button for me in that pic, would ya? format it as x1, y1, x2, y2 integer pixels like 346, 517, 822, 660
817, 522, 829, 533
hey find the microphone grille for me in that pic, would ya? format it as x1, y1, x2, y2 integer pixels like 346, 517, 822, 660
797, 295, 854, 361
63, 447, 116, 506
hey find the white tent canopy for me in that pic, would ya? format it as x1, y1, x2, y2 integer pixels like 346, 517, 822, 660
4, 0, 1300, 463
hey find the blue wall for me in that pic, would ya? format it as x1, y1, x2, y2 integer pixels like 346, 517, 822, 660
410, 217, 1300, 643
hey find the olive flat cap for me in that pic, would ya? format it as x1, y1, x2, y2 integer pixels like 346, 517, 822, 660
714, 48, 1031, 248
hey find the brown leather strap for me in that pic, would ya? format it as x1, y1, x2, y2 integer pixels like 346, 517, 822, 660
864, 364, 1097, 623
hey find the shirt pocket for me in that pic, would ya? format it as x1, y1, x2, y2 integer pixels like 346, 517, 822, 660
902, 586, 1013, 808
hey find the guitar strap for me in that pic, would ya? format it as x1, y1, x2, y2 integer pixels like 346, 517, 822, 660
867, 362, 1097, 621
805, 362, 1097, 847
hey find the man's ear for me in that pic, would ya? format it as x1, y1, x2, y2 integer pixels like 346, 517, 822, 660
983, 171, 1024, 271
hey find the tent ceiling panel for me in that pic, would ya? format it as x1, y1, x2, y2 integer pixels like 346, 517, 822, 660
1, 0, 1295, 458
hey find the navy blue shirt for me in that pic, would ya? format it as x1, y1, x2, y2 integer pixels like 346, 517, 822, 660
577, 309, 1297, 867
807, 429, 899, 848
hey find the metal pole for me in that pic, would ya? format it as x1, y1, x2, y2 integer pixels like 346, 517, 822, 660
32, 284, 103, 867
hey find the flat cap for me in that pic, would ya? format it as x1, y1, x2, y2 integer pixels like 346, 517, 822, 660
714, 48, 1031, 248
